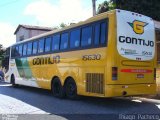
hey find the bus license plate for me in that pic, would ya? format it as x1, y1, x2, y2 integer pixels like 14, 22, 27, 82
137, 74, 144, 78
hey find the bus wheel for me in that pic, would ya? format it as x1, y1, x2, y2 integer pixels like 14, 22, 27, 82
51, 78, 65, 98
0, 76, 2, 82
11, 74, 17, 87
65, 78, 78, 100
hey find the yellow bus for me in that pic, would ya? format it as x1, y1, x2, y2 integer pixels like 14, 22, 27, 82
4, 9, 156, 99
156, 30, 160, 94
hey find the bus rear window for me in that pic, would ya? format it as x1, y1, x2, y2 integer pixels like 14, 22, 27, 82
116, 10, 155, 60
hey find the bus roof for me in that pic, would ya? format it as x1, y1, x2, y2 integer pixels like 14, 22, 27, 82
11, 10, 115, 47
11, 9, 153, 47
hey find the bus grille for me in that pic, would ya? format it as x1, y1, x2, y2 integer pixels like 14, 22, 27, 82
86, 73, 104, 94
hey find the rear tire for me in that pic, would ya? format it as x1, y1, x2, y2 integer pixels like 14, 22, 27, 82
65, 78, 78, 100
51, 78, 65, 98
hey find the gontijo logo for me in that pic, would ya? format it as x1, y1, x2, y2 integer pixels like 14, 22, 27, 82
119, 19, 154, 47
128, 20, 148, 34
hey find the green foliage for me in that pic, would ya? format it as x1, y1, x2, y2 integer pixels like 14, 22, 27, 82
97, 0, 160, 21
0, 44, 2, 50
0, 44, 3, 67
97, 0, 116, 14
60, 22, 67, 28
115, 0, 160, 21
0, 44, 5, 60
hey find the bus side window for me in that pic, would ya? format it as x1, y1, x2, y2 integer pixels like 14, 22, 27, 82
23, 44, 27, 56
11, 46, 15, 58
33, 41, 38, 54
100, 22, 107, 44
81, 26, 92, 47
60, 33, 68, 50
45, 37, 51, 52
70, 29, 80, 48
19, 45, 23, 57
52, 34, 60, 51
94, 23, 100, 45
27, 42, 33, 55
15, 46, 19, 57
38, 38, 44, 53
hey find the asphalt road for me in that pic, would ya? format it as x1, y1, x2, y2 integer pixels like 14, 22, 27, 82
0, 82, 160, 120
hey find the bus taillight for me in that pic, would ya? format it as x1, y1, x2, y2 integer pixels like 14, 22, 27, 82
154, 68, 156, 80
112, 67, 118, 80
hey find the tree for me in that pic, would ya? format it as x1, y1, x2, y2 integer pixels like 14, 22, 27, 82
60, 22, 67, 28
0, 44, 5, 59
0, 44, 2, 50
0, 44, 4, 54
115, 0, 160, 21
97, 0, 116, 14
0, 44, 5, 67
97, 0, 160, 21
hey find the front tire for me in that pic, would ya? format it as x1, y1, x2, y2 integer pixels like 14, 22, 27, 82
11, 75, 15, 86
0, 76, 3, 82
51, 78, 65, 98
11, 74, 17, 87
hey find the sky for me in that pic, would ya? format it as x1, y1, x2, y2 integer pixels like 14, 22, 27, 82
0, 0, 105, 48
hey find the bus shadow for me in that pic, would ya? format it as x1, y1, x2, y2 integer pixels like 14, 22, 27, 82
0, 82, 160, 116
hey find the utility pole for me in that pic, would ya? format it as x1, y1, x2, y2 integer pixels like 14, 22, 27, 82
92, 0, 96, 16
